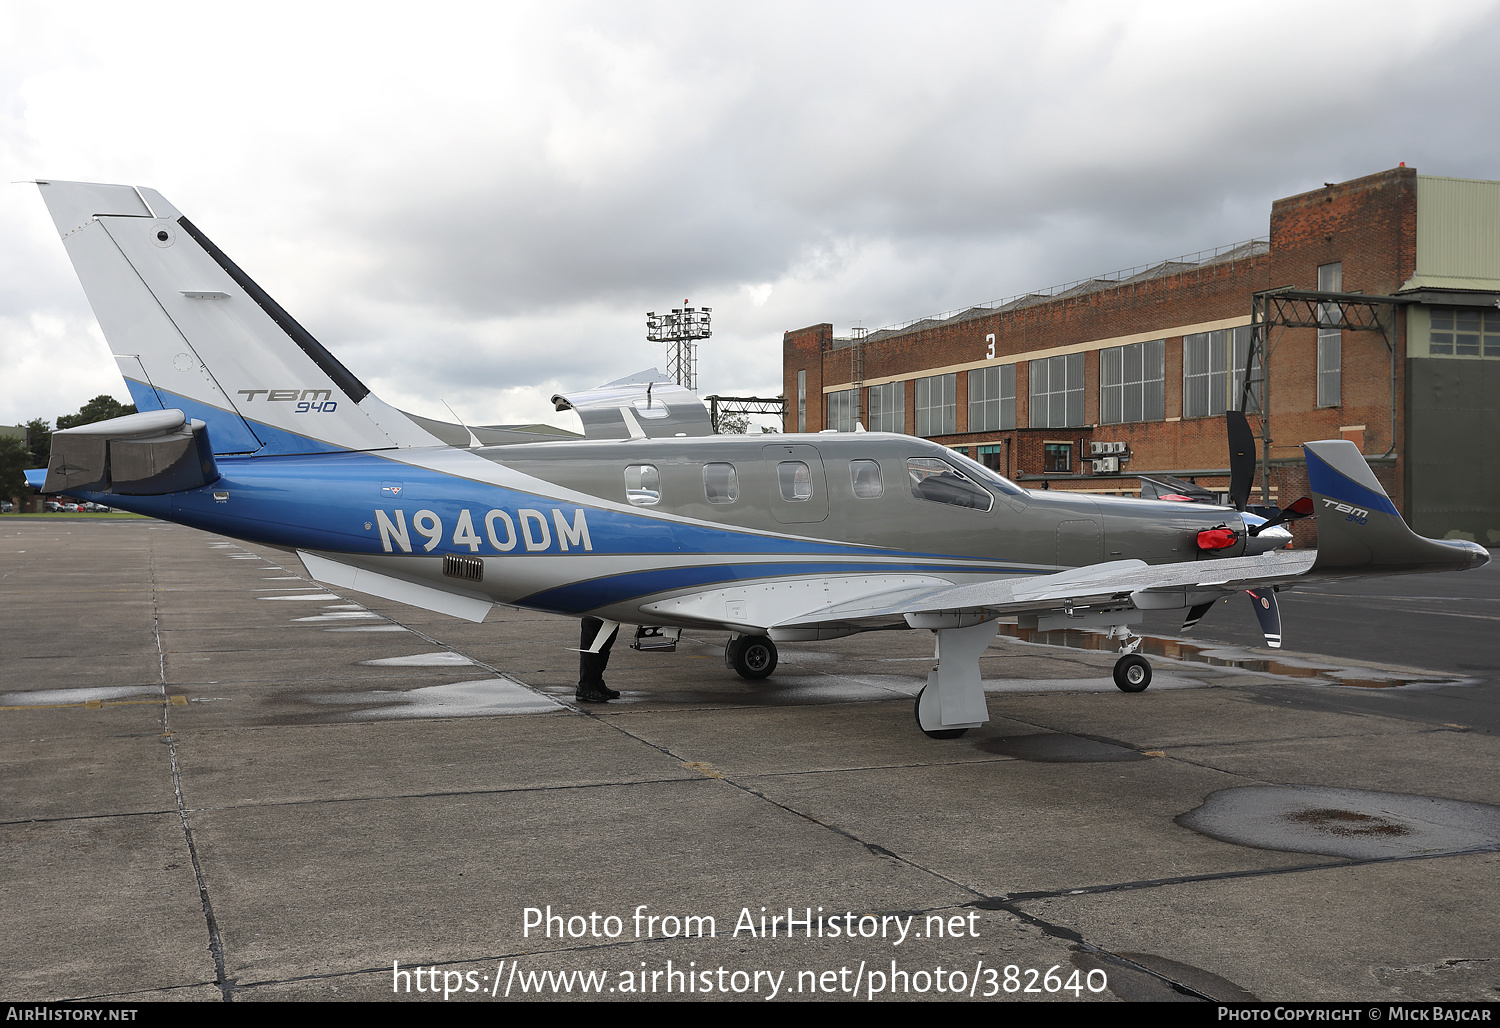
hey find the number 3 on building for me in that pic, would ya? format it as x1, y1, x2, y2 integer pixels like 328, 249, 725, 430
986, 333, 996, 360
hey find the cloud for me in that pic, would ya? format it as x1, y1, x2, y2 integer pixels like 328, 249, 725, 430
3, 0, 1500, 427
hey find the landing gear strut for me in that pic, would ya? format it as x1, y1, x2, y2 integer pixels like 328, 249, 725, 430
726, 634, 778, 680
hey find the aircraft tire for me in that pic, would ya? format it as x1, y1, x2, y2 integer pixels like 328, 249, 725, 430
731, 635, 778, 680
913, 687, 969, 739
1113, 654, 1152, 693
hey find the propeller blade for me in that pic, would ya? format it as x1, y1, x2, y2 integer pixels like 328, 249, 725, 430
1226, 411, 1256, 511
1245, 588, 1281, 648
1247, 495, 1316, 536
1181, 601, 1214, 633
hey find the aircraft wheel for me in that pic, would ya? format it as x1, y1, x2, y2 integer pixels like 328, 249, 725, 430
913, 686, 969, 739
1113, 654, 1152, 693
731, 635, 778, 680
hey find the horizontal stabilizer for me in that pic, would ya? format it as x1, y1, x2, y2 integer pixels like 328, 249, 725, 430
552, 370, 713, 440
1304, 440, 1488, 574
43, 409, 219, 496
297, 550, 492, 623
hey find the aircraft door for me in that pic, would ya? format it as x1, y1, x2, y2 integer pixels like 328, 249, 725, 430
763, 443, 829, 524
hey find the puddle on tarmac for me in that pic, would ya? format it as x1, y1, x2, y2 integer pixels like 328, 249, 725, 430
1178, 786, 1500, 859
310, 678, 564, 719
1, 685, 160, 706
994, 624, 1458, 689
325, 625, 409, 633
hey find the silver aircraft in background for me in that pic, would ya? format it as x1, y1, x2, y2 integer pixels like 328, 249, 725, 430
25, 180, 1489, 737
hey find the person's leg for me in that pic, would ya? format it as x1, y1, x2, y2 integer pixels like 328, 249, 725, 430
577, 618, 621, 702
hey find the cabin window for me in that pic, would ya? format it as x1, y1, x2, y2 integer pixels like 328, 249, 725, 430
624, 465, 660, 506
850, 460, 883, 498
703, 462, 739, 503
906, 458, 993, 511
777, 461, 813, 501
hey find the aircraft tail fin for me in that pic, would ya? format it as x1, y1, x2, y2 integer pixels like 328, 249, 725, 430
35, 180, 440, 456
1304, 440, 1488, 574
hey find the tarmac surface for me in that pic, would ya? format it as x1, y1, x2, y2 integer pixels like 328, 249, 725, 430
2, 517, 1497, 1003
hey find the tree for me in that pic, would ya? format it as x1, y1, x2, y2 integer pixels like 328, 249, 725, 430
716, 410, 750, 434
57, 395, 136, 431
0, 436, 30, 504
23, 419, 50, 468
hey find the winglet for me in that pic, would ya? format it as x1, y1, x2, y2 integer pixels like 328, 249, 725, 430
1304, 440, 1488, 574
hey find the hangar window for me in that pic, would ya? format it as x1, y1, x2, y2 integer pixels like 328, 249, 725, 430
703, 463, 739, 504
797, 371, 806, 432
1183, 328, 1258, 417
1029, 353, 1084, 428
1429, 308, 1500, 357
868, 381, 904, 433
850, 460, 883, 498
624, 465, 660, 506
916, 373, 957, 437
1100, 340, 1164, 424
826, 388, 857, 432
907, 458, 993, 511
1317, 262, 1342, 407
969, 364, 1015, 431
777, 461, 813, 501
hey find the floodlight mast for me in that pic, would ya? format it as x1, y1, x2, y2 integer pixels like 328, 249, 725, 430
646, 301, 712, 390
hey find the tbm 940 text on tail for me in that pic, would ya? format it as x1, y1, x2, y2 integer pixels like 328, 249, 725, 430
23, 181, 1489, 737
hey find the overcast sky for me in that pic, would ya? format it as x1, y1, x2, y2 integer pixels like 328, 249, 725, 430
3, 0, 1499, 431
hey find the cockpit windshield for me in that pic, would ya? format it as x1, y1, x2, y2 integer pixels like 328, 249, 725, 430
946, 449, 1027, 496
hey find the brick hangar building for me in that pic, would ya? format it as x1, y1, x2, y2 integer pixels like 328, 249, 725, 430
782, 167, 1500, 545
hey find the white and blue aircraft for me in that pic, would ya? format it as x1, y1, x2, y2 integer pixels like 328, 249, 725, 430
25, 180, 1490, 737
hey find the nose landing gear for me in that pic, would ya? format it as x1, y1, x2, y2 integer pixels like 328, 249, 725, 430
1113, 653, 1152, 692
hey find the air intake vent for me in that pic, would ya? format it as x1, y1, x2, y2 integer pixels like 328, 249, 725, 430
443, 555, 484, 582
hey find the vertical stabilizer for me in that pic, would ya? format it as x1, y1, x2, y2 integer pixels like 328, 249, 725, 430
36, 180, 440, 455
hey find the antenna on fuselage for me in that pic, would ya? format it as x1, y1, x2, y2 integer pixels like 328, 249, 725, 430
441, 400, 483, 448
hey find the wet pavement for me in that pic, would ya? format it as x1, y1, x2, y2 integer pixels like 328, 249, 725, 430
1, 519, 1496, 1003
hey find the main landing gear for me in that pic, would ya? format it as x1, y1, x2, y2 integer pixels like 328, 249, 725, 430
1107, 624, 1152, 692
913, 618, 997, 739
725, 634, 778, 680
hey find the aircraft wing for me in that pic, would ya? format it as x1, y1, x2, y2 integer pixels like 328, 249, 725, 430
637, 552, 1317, 638
765, 550, 1317, 633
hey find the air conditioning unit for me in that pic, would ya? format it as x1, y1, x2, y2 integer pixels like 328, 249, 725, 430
1090, 441, 1128, 455
1092, 457, 1119, 474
